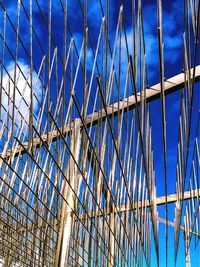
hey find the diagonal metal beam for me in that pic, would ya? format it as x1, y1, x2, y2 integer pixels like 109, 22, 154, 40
1, 65, 200, 159
157, 217, 200, 238
78, 189, 200, 220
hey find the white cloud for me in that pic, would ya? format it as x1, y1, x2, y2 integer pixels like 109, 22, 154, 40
1, 61, 42, 133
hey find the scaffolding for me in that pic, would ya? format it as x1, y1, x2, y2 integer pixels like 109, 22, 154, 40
0, 1, 200, 266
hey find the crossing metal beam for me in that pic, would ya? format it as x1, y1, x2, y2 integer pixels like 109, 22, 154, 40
78, 189, 200, 220
1, 65, 200, 159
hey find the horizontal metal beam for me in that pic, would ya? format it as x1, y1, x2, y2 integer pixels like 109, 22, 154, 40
78, 189, 200, 220
1, 65, 200, 159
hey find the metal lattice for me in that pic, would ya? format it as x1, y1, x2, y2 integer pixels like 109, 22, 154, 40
0, 1, 200, 266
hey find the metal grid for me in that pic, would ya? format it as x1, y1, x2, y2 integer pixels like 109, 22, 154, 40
0, 1, 199, 266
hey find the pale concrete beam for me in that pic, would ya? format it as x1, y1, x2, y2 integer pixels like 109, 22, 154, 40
78, 189, 200, 220
86, 65, 200, 124
2, 65, 200, 159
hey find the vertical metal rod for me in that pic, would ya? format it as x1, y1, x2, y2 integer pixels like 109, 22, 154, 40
54, 119, 81, 267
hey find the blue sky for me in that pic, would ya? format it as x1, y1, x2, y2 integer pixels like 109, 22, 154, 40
0, 0, 199, 266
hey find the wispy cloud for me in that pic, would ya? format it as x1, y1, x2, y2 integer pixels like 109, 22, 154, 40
143, 1, 183, 80
0, 0, 184, 111
1, 60, 42, 132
